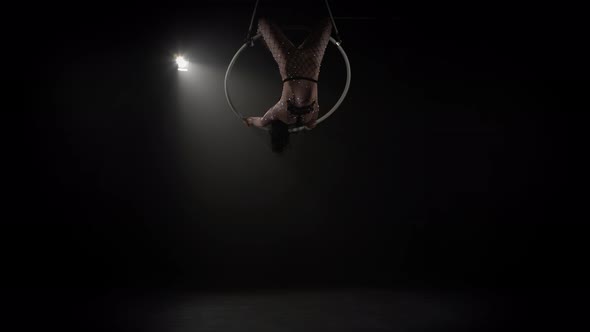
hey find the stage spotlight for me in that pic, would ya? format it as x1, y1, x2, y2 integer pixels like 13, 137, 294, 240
176, 56, 189, 71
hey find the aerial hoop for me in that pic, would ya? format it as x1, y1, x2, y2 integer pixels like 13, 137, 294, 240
224, 32, 351, 133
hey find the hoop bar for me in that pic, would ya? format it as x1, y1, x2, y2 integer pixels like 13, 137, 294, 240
224, 33, 351, 133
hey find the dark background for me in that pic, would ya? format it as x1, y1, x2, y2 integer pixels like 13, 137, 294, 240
5, 0, 589, 330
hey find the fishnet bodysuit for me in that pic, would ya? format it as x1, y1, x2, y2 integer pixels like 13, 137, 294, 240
257, 18, 332, 126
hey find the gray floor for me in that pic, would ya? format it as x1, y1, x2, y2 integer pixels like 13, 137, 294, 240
6, 288, 585, 332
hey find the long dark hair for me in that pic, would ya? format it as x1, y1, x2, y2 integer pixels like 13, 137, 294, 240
269, 120, 290, 153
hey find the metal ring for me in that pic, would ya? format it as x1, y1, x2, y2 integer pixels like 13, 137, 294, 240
224, 33, 351, 133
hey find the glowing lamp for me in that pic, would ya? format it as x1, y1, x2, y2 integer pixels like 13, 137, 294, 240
176, 56, 189, 71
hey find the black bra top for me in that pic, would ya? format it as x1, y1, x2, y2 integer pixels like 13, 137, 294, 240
287, 100, 316, 116
282, 76, 318, 83
287, 100, 316, 127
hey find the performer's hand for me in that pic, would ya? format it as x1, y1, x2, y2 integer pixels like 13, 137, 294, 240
305, 120, 317, 129
242, 118, 251, 127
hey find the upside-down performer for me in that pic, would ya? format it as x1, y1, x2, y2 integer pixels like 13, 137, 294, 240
244, 17, 332, 152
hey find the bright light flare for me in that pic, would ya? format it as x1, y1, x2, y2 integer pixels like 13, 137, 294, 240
176, 56, 189, 71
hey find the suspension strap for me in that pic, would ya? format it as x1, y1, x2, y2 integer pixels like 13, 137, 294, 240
245, 0, 261, 46
324, 0, 342, 45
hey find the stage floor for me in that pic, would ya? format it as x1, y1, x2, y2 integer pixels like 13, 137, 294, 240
5, 288, 586, 331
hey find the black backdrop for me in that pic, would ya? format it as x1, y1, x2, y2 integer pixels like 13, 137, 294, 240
6, 0, 589, 295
